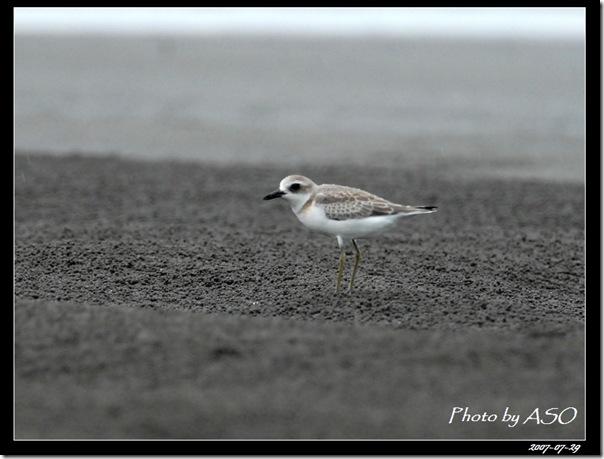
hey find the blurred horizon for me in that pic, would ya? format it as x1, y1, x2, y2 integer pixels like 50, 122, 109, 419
14, 7, 584, 39
15, 8, 585, 183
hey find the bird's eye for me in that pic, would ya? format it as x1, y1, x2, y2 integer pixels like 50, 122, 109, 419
289, 183, 301, 192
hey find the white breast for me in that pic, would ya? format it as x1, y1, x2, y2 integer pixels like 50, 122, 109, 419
294, 203, 401, 239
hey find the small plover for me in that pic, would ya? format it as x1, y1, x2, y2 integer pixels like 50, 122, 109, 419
263, 175, 437, 293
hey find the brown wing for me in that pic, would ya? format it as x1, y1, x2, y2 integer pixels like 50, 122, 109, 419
315, 185, 401, 221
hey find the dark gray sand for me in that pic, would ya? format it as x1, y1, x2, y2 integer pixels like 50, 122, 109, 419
15, 153, 584, 440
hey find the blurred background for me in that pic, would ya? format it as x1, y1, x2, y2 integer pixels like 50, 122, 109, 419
14, 7, 583, 36
14, 7, 585, 182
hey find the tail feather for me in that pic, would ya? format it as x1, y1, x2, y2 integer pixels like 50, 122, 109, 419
393, 205, 438, 217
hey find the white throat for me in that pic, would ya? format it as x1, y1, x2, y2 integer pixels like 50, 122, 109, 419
288, 194, 312, 215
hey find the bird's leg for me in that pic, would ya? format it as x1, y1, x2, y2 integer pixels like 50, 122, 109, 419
348, 239, 361, 292
336, 248, 346, 293
335, 236, 348, 294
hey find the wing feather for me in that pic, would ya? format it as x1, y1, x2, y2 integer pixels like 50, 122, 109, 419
315, 185, 400, 221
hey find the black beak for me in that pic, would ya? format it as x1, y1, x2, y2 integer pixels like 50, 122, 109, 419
263, 189, 285, 200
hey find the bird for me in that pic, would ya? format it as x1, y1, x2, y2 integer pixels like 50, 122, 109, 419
263, 175, 437, 293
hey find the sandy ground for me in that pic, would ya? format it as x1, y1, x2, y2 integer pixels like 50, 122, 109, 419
15, 154, 585, 440
14, 34, 586, 444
